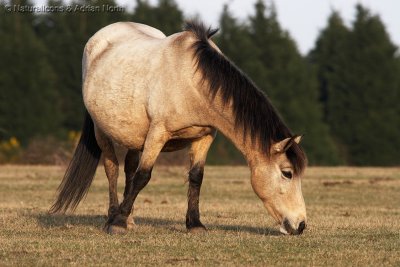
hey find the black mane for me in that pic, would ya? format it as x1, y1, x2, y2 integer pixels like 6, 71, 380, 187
184, 21, 306, 175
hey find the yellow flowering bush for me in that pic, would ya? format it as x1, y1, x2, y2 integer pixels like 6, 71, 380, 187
0, 137, 22, 163
0, 132, 82, 164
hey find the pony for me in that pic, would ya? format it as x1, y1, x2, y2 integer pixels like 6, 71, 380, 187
50, 21, 307, 235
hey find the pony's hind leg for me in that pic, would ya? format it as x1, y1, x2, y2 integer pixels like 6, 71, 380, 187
105, 126, 170, 235
94, 128, 119, 220
124, 149, 140, 228
186, 132, 216, 233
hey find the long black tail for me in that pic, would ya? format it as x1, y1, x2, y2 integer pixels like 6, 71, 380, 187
50, 111, 102, 213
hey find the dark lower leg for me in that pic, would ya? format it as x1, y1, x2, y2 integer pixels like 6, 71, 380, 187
107, 168, 152, 228
186, 164, 205, 230
124, 150, 140, 199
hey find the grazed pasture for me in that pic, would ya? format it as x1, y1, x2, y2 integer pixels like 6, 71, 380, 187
0, 165, 399, 266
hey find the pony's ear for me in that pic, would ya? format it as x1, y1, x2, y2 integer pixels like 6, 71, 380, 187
272, 135, 303, 154
293, 135, 303, 144
272, 137, 292, 154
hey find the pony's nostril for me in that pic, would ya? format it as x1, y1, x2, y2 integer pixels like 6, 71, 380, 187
298, 220, 306, 234
283, 219, 306, 235
283, 218, 293, 233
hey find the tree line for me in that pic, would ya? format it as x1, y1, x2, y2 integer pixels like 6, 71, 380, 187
0, 0, 399, 165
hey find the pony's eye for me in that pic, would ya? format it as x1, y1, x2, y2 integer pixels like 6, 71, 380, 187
282, 170, 293, 179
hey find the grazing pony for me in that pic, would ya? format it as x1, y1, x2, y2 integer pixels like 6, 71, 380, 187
50, 21, 307, 235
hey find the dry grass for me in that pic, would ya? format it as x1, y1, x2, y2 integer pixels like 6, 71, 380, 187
0, 165, 399, 266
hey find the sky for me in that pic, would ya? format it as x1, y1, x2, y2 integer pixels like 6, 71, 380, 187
33, 0, 400, 54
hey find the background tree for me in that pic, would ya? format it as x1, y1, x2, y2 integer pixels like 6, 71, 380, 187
0, 0, 61, 144
308, 11, 351, 162
310, 5, 400, 165
308, 12, 350, 121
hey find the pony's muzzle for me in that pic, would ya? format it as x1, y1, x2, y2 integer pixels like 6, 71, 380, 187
280, 218, 306, 235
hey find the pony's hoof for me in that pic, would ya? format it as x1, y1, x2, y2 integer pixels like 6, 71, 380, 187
127, 216, 135, 230
103, 214, 129, 234
188, 226, 207, 234
105, 224, 127, 235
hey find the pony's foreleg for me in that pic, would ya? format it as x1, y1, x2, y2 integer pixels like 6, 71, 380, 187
123, 149, 140, 229
105, 127, 169, 235
186, 132, 216, 233
94, 129, 119, 218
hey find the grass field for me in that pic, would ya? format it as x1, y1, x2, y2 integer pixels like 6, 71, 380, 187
0, 165, 399, 266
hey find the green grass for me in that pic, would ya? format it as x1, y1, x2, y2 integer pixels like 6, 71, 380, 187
0, 165, 399, 266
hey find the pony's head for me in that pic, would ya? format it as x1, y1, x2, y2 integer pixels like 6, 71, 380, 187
250, 135, 307, 235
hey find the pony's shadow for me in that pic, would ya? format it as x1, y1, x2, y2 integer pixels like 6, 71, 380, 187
137, 217, 282, 236
36, 214, 282, 236
36, 213, 107, 228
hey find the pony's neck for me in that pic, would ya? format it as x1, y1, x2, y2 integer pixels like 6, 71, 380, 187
208, 100, 264, 168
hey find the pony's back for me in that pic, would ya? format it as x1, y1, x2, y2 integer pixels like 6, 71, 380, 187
82, 22, 166, 80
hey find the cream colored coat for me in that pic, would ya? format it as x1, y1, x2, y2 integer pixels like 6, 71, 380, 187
82, 22, 306, 235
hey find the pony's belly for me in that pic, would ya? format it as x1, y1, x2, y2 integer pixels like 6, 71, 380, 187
161, 126, 215, 152
160, 126, 214, 152
170, 126, 214, 139
162, 139, 193, 152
